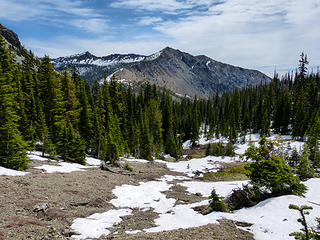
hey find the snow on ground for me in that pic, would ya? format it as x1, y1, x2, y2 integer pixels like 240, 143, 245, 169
110, 181, 176, 214
34, 162, 90, 173
163, 156, 238, 177
27, 151, 52, 161
178, 180, 249, 197
122, 157, 150, 163
71, 209, 132, 240
158, 175, 191, 182
125, 230, 142, 234
145, 200, 212, 233
183, 134, 229, 149
143, 178, 320, 240
0, 166, 29, 176
85, 156, 102, 166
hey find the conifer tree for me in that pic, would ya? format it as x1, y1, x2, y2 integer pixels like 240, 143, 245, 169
0, 36, 28, 170
78, 81, 93, 151
162, 93, 178, 157
38, 56, 65, 141
140, 111, 153, 161
58, 121, 86, 164
148, 98, 163, 157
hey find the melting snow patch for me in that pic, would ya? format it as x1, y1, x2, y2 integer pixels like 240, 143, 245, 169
27, 152, 53, 162
158, 175, 191, 182
71, 209, 132, 240
34, 162, 90, 173
142, 178, 320, 240
85, 156, 101, 166
164, 156, 236, 177
125, 230, 142, 234
122, 157, 150, 163
179, 180, 249, 197
110, 181, 176, 214
0, 166, 29, 176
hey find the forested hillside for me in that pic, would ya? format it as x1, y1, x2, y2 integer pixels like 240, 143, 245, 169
1, 32, 320, 172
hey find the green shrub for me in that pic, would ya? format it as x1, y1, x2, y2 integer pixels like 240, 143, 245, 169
209, 188, 227, 212
244, 136, 307, 197
123, 163, 133, 172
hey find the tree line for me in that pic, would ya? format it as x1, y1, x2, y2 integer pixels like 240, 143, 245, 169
1, 32, 320, 170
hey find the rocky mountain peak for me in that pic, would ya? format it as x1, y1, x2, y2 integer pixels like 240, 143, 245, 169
0, 24, 22, 49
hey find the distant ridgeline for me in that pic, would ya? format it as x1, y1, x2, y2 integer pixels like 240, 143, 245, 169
1, 25, 320, 172
51, 47, 271, 99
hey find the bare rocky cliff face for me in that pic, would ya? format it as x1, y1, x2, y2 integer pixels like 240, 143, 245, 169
0, 24, 22, 49
52, 47, 271, 98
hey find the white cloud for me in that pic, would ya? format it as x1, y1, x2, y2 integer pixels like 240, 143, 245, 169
69, 18, 109, 33
110, 0, 215, 13
8, 0, 319, 78
22, 35, 170, 58
0, 1, 44, 21
151, 0, 320, 75
137, 17, 163, 26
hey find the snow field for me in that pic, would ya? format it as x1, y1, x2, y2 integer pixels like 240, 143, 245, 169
71, 209, 132, 240
178, 180, 249, 197
70, 151, 320, 240
0, 166, 29, 176
110, 181, 176, 214
34, 162, 91, 173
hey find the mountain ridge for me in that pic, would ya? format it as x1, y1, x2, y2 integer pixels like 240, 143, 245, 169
0, 23, 271, 98
52, 47, 271, 98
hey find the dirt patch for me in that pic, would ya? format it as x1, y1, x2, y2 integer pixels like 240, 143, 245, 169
107, 220, 254, 240
164, 184, 206, 205
0, 231, 5, 240
4, 216, 47, 228
0, 159, 176, 239
0, 157, 253, 239
111, 209, 158, 235
37, 207, 68, 221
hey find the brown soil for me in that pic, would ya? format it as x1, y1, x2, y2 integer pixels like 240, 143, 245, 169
0, 158, 253, 240
107, 220, 253, 240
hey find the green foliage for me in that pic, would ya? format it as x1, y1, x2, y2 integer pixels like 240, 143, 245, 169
289, 204, 320, 240
0, 35, 28, 170
244, 136, 307, 196
123, 163, 133, 172
209, 188, 227, 212
57, 121, 86, 164
295, 147, 315, 181
208, 142, 235, 157
2, 39, 320, 177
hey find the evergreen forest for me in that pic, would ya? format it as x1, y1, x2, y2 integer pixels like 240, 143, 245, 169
1, 33, 320, 171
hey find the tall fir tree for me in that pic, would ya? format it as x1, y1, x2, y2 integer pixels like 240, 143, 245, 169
0, 36, 28, 170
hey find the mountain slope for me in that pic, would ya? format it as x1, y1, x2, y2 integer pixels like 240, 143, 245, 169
52, 47, 271, 98
0, 24, 40, 67
52, 51, 148, 83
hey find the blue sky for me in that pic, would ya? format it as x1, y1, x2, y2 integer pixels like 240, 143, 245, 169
0, 0, 319, 76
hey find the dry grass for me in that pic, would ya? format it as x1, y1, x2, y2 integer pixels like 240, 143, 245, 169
4, 216, 47, 228
0, 231, 5, 240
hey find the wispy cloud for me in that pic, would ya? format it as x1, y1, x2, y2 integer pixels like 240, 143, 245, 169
69, 18, 109, 33
4, 0, 319, 77
23, 35, 169, 58
0, 0, 102, 30
110, 0, 216, 14
137, 17, 163, 26
151, 0, 320, 75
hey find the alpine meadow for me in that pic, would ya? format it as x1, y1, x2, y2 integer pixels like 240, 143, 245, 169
0, 1, 320, 239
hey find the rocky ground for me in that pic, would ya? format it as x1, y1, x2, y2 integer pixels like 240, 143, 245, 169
0, 150, 253, 240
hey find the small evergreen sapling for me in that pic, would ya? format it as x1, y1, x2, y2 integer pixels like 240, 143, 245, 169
289, 204, 320, 240
244, 136, 307, 197
209, 188, 227, 212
